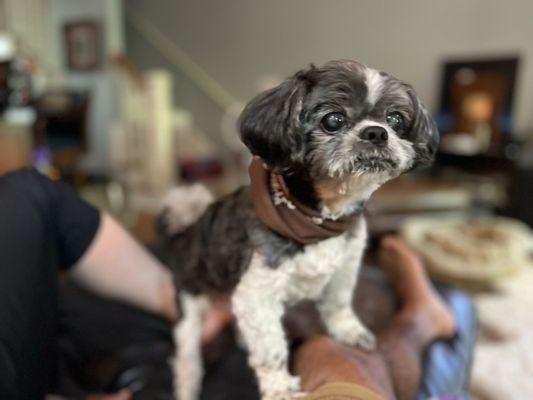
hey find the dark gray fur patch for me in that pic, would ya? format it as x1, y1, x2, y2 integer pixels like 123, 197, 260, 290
161, 187, 303, 295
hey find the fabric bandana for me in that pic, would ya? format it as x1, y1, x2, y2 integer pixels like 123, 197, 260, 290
249, 157, 359, 245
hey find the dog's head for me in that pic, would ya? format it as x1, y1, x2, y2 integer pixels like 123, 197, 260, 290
239, 60, 439, 210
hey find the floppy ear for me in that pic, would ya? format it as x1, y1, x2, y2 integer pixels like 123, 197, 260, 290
239, 72, 309, 173
407, 88, 440, 168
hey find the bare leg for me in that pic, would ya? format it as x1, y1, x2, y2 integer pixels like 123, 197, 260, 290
376, 236, 456, 400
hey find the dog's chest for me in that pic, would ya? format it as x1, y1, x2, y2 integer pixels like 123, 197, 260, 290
280, 234, 351, 303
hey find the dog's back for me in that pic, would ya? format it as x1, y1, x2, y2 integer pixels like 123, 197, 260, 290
160, 186, 255, 295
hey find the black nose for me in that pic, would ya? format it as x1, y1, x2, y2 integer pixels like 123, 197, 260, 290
360, 126, 388, 146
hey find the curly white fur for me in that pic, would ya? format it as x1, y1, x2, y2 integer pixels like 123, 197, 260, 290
162, 184, 214, 235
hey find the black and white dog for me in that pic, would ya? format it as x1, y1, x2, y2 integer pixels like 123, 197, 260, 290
159, 60, 439, 400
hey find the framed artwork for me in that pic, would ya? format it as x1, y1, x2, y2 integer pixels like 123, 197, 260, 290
64, 20, 102, 71
436, 57, 520, 154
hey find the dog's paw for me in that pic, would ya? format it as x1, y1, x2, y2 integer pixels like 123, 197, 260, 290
335, 323, 376, 351
350, 327, 376, 351
258, 370, 301, 400
326, 310, 376, 351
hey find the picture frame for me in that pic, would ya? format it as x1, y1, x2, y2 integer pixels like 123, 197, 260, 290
436, 56, 520, 154
63, 20, 102, 72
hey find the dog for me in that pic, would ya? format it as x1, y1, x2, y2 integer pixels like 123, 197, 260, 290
158, 59, 439, 400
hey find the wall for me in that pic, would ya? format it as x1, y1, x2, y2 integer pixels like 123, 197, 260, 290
124, 14, 227, 150
2, 0, 54, 78
48, 0, 124, 174
0, 0, 6, 30
125, 0, 533, 138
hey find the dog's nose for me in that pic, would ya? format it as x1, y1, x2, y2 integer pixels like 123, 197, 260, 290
360, 126, 388, 146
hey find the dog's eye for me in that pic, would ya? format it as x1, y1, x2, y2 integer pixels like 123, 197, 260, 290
386, 111, 405, 132
321, 112, 345, 132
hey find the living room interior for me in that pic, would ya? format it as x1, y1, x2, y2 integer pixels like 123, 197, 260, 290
1, 1, 533, 398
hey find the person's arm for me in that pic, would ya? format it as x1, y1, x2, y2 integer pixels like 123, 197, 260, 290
69, 212, 178, 321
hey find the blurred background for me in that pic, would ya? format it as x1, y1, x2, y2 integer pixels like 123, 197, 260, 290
1, 0, 533, 398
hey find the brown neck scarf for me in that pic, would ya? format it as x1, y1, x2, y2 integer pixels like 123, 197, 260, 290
249, 157, 360, 245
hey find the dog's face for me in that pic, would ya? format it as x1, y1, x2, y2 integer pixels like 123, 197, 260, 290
240, 60, 439, 208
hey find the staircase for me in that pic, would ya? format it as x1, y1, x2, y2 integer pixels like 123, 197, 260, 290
124, 4, 243, 156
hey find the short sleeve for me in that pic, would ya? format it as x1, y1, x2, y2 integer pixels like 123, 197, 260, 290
2, 168, 101, 269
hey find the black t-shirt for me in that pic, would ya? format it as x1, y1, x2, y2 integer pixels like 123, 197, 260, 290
0, 168, 100, 399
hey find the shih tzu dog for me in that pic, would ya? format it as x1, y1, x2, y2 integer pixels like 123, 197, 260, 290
159, 59, 439, 400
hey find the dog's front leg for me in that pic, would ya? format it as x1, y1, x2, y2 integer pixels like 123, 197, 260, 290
317, 224, 376, 350
232, 254, 301, 400
173, 293, 208, 400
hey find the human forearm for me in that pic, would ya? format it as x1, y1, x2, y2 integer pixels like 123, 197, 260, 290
70, 213, 177, 321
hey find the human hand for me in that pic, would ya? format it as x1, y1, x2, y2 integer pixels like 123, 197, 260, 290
201, 295, 233, 343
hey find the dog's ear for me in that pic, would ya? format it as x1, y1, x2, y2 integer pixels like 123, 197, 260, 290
239, 71, 309, 173
406, 88, 440, 168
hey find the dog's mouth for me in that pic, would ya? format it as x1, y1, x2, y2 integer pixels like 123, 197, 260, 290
354, 156, 398, 173
323, 149, 400, 179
